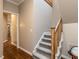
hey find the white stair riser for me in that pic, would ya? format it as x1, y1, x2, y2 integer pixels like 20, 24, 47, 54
33, 32, 51, 59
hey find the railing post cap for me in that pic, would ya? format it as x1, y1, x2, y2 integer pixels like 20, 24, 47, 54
51, 27, 55, 29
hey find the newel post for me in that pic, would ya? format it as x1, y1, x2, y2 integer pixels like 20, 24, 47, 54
51, 27, 55, 59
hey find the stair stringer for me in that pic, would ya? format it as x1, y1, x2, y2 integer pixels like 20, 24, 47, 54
33, 32, 48, 52
55, 32, 64, 59
32, 32, 51, 59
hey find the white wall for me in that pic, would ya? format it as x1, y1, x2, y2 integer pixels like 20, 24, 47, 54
19, 0, 52, 53
33, 0, 52, 51
62, 23, 78, 57
3, 0, 19, 13
0, 0, 3, 57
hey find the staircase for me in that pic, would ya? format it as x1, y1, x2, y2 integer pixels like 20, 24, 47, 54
33, 18, 63, 59
33, 32, 52, 59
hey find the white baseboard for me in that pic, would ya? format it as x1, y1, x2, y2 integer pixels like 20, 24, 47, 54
61, 55, 71, 59
11, 42, 17, 46
0, 56, 4, 59
11, 42, 32, 56
3, 40, 8, 43
19, 46, 32, 56
11, 42, 19, 48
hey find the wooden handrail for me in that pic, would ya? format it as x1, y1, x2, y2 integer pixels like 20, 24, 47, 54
44, 0, 52, 7
55, 18, 62, 32
51, 18, 63, 59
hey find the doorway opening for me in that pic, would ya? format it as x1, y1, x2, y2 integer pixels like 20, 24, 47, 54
3, 11, 19, 59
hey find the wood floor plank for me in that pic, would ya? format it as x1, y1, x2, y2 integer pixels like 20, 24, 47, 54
4, 41, 32, 59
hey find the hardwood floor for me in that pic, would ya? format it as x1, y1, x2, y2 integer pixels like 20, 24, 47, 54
3, 41, 32, 59
3, 41, 65, 59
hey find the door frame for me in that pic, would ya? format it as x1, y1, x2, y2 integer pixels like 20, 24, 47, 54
3, 10, 19, 48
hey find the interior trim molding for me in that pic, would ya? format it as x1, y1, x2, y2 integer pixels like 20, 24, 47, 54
6, 0, 24, 6
18, 0, 24, 5
6, 0, 18, 6
0, 56, 4, 59
11, 43, 32, 56
11, 42, 17, 46
19, 46, 32, 56
3, 10, 19, 15
3, 9, 19, 49
3, 40, 8, 43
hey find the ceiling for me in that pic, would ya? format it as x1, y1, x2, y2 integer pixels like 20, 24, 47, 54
4, 0, 24, 6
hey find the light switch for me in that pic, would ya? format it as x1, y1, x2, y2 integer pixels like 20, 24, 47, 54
30, 29, 33, 32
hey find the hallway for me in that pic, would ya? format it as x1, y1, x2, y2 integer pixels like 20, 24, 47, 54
3, 41, 32, 59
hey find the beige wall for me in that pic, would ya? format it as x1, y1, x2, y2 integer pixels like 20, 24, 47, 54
11, 14, 17, 44
0, 0, 3, 57
19, 0, 34, 52
51, 0, 61, 27
19, 0, 52, 52
58, 0, 78, 23
51, 0, 77, 26
3, 0, 19, 13
62, 23, 78, 57
3, 13, 8, 41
